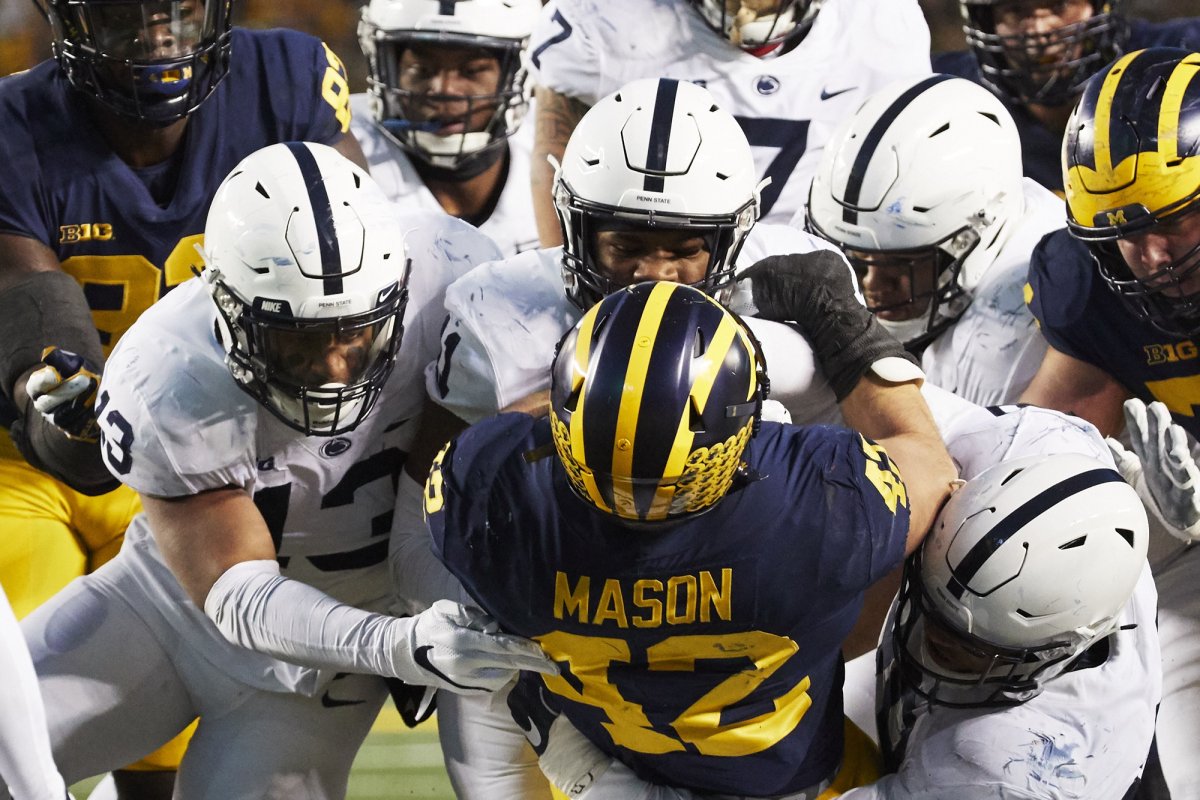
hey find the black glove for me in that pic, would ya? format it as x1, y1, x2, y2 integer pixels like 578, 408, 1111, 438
738, 253, 919, 400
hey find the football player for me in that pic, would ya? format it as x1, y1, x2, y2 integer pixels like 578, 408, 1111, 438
11, 142, 553, 799
353, 0, 543, 255
525, 0, 932, 241
427, 278, 956, 797
515, 443, 1158, 800
0, 2, 365, 795
1021, 47, 1200, 796
934, 0, 1200, 194
804, 74, 1065, 405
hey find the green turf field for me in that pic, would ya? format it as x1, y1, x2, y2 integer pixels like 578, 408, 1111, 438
69, 708, 457, 800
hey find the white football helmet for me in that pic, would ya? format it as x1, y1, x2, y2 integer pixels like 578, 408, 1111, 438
806, 74, 1025, 349
893, 453, 1148, 707
688, 0, 820, 49
554, 77, 763, 310
202, 142, 409, 436
358, 0, 540, 170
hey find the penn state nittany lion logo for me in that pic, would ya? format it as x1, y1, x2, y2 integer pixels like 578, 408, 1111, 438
755, 75, 781, 95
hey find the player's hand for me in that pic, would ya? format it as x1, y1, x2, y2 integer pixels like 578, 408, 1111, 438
1108, 398, 1200, 543
507, 678, 610, 798
25, 346, 102, 442
391, 599, 557, 695
735, 253, 921, 400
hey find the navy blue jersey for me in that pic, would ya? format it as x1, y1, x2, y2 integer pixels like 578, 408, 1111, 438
933, 17, 1200, 195
0, 27, 351, 355
1027, 229, 1200, 438
427, 413, 910, 796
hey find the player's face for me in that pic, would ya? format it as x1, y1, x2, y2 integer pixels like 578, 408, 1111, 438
993, 0, 1095, 77
593, 228, 712, 288
921, 614, 996, 676
262, 325, 381, 387
847, 249, 941, 321
397, 44, 504, 133
1116, 211, 1200, 298
90, 0, 206, 60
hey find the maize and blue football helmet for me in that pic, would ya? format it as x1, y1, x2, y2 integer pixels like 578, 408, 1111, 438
550, 281, 766, 525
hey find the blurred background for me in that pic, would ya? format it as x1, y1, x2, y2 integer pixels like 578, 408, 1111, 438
2, 0, 1195, 86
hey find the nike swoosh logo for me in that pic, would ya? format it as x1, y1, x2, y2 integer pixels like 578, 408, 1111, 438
820, 86, 856, 101
321, 671, 367, 708
414, 645, 489, 692
320, 692, 366, 708
515, 713, 543, 750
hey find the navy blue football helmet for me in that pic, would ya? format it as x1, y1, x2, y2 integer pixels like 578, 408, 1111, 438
39, 0, 234, 124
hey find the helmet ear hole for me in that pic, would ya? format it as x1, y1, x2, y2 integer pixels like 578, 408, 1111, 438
692, 328, 708, 358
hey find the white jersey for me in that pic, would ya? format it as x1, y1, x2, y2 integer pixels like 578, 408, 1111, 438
921, 180, 1064, 406
841, 389, 1162, 800
95, 212, 501, 694
425, 222, 844, 426
528, 0, 931, 225
350, 94, 541, 257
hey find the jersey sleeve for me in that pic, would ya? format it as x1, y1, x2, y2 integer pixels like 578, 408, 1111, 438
424, 250, 576, 423
527, 0, 604, 104
97, 304, 258, 497
1025, 229, 1108, 368
250, 29, 352, 144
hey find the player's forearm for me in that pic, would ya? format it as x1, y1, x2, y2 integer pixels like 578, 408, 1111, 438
204, 558, 407, 677
841, 377, 957, 554
532, 86, 590, 247
0, 270, 115, 492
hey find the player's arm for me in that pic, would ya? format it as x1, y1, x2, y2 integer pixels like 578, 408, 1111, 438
331, 129, 370, 172
841, 376, 952, 555
532, 87, 591, 247
1018, 345, 1129, 436
0, 232, 117, 494
738, 252, 957, 552
143, 487, 554, 692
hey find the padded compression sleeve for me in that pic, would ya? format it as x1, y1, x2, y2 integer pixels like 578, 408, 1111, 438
0, 270, 116, 494
0, 270, 105, 399
204, 559, 405, 678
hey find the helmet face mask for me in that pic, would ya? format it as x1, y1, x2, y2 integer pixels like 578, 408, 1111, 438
892, 453, 1148, 709
809, 218, 981, 351
47, 0, 233, 124
553, 78, 761, 312
961, 0, 1128, 106
687, 0, 816, 50
358, 0, 539, 171
893, 551, 1083, 709
557, 187, 756, 311
550, 281, 766, 525
203, 142, 411, 437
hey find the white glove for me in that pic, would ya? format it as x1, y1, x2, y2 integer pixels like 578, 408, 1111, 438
1107, 398, 1200, 542
391, 599, 558, 695
507, 679, 612, 798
